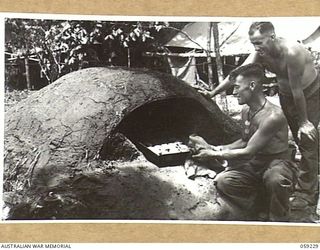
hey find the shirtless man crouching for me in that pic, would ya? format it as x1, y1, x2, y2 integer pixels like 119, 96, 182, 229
189, 63, 298, 221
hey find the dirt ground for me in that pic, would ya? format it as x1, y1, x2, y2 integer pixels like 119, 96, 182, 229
3, 90, 320, 222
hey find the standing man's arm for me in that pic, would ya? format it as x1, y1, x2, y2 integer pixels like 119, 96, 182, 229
198, 52, 260, 98
287, 49, 317, 141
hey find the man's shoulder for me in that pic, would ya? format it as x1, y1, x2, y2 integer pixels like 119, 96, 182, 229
282, 40, 306, 60
264, 102, 287, 124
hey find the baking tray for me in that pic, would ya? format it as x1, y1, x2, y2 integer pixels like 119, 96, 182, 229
137, 142, 191, 167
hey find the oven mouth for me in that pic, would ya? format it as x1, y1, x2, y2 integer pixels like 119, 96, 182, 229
108, 97, 225, 167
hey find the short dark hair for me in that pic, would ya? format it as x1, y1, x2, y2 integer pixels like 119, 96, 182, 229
229, 63, 266, 85
248, 22, 275, 36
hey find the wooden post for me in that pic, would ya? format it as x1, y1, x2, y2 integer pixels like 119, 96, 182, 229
24, 56, 31, 90
207, 22, 214, 89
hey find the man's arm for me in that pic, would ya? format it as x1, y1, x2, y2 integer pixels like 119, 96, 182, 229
192, 112, 286, 160
199, 52, 260, 98
287, 48, 317, 141
189, 135, 247, 152
217, 138, 247, 151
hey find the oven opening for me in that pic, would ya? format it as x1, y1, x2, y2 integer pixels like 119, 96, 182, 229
109, 97, 225, 167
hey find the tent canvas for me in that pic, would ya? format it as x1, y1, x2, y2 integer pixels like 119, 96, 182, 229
152, 21, 319, 86
165, 21, 320, 56
303, 26, 320, 52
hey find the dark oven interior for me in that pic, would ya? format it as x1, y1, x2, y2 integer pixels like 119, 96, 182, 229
114, 97, 226, 166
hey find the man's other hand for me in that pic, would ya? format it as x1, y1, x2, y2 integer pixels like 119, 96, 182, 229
298, 120, 318, 141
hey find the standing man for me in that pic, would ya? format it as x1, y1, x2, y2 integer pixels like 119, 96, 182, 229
190, 63, 297, 221
200, 22, 319, 218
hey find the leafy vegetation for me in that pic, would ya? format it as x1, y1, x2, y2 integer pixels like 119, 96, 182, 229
5, 18, 172, 89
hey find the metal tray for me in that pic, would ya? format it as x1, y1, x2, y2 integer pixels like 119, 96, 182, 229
137, 142, 190, 167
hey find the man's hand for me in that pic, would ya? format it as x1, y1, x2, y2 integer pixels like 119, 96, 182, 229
192, 85, 214, 99
188, 135, 211, 153
298, 120, 318, 141
197, 89, 214, 99
192, 148, 218, 161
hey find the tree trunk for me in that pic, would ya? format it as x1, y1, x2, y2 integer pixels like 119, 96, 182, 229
212, 22, 228, 112
212, 22, 224, 84
24, 57, 31, 90
207, 23, 214, 89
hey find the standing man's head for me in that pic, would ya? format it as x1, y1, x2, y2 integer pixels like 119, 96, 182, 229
248, 22, 277, 56
230, 63, 266, 105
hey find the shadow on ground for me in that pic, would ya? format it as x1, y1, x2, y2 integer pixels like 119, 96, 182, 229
7, 159, 218, 220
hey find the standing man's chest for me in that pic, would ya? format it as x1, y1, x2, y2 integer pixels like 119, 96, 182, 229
260, 56, 288, 79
